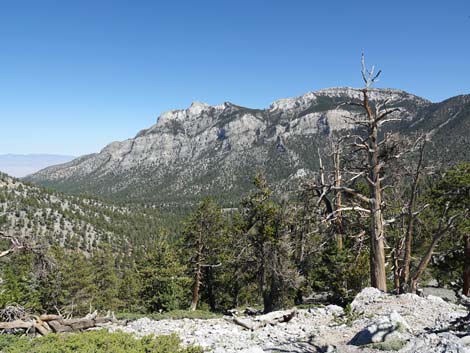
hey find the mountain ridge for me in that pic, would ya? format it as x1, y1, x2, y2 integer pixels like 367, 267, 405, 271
25, 87, 470, 206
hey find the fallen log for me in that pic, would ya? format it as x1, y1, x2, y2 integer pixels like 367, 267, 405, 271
48, 317, 114, 333
34, 323, 51, 336
48, 320, 74, 333
0, 312, 115, 336
232, 308, 297, 330
0, 320, 33, 330
39, 314, 62, 322
233, 317, 260, 330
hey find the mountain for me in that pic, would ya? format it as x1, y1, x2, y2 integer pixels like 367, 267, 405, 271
25, 88, 470, 207
0, 154, 75, 178
0, 172, 170, 253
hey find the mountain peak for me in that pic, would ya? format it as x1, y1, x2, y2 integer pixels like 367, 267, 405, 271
25, 88, 468, 205
188, 101, 210, 114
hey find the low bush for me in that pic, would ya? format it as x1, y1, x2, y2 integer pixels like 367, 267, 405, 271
0, 330, 203, 353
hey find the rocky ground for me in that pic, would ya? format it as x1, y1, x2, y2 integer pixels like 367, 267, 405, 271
107, 288, 470, 352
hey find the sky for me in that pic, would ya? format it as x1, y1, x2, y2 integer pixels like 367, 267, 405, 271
0, 0, 468, 156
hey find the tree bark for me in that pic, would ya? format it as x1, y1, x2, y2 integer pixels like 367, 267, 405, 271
190, 231, 203, 311
463, 234, 470, 296
365, 89, 387, 291
0, 314, 114, 336
334, 144, 344, 250
190, 261, 202, 311
400, 140, 425, 292
392, 238, 402, 292
369, 196, 387, 291
410, 231, 446, 292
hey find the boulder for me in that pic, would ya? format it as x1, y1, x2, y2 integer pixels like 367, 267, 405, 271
349, 311, 410, 346
401, 332, 470, 353
325, 304, 344, 316
350, 287, 384, 312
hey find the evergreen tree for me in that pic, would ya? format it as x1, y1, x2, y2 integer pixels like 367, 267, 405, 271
139, 237, 190, 312
182, 198, 225, 311
430, 163, 470, 294
241, 174, 298, 312
117, 264, 142, 313
91, 243, 120, 311
0, 252, 41, 310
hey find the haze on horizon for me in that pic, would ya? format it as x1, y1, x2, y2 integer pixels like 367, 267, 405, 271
0, 0, 468, 156
0, 154, 76, 178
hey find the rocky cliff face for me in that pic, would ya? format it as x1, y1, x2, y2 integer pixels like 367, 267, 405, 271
25, 87, 469, 206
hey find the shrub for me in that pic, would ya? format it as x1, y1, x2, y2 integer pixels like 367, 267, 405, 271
0, 330, 203, 353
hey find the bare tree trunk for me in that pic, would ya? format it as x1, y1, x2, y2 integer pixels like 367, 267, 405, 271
369, 196, 387, 291
410, 230, 447, 292
402, 210, 416, 288
299, 228, 305, 264
190, 232, 203, 311
401, 140, 426, 292
365, 90, 387, 291
333, 143, 344, 250
190, 261, 201, 311
463, 234, 470, 296
392, 238, 402, 292
311, 57, 401, 293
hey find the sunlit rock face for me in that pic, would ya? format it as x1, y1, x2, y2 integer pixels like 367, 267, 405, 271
27, 88, 470, 205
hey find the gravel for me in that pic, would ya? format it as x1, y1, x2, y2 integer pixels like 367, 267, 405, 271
107, 288, 470, 352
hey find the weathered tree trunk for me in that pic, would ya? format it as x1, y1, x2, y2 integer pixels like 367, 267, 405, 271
463, 234, 470, 296
365, 90, 387, 292
0, 313, 114, 336
369, 196, 387, 291
233, 309, 297, 330
190, 232, 203, 311
299, 231, 306, 264
190, 261, 202, 311
409, 231, 446, 292
392, 238, 402, 292
401, 213, 416, 289
400, 141, 425, 293
334, 145, 344, 250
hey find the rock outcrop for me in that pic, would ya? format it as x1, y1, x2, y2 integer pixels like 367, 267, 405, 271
25, 88, 470, 205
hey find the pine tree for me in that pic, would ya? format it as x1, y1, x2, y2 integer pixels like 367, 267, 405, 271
241, 174, 298, 312
91, 243, 119, 311
139, 237, 190, 312
430, 163, 470, 294
182, 198, 225, 311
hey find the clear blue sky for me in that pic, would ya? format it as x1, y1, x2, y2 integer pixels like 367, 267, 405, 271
0, 0, 468, 156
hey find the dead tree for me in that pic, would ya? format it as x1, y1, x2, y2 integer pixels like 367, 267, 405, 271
386, 135, 430, 291
311, 54, 402, 291
400, 137, 429, 290
0, 232, 30, 258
